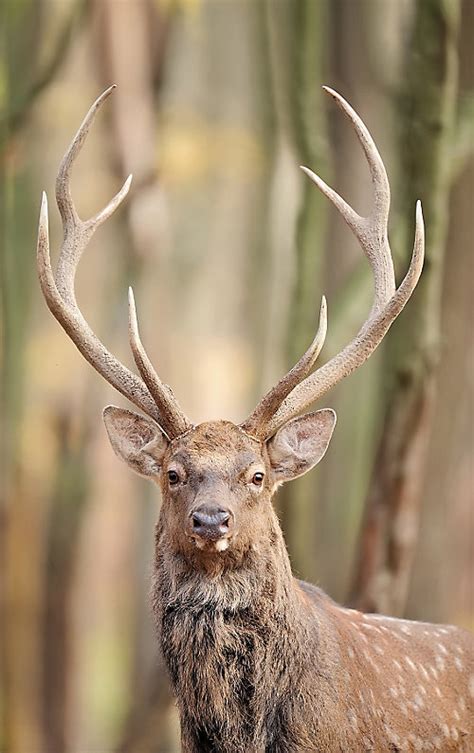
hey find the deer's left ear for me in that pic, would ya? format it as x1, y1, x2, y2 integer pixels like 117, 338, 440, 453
266, 409, 336, 484
103, 406, 169, 479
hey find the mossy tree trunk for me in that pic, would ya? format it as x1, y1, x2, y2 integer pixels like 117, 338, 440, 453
264, 0, 329, 580
349, 0, 462, 616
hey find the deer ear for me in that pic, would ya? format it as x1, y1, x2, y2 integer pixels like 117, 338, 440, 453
103, 406, 169, 479
267, 409, 336, 484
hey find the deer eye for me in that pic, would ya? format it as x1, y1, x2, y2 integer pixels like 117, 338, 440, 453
252, 472, 265, 486
167, 470, 180, 486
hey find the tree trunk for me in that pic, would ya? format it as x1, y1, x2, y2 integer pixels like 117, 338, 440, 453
349, 0, 461, 615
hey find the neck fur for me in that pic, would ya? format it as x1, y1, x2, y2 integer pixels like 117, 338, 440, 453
152, 514, 314, 750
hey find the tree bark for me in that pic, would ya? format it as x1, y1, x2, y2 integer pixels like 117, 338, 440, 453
349, 0, 461, 615
264, 0, 329, 580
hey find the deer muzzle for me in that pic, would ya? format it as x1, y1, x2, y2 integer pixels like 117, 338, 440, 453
190, 505, 233, 544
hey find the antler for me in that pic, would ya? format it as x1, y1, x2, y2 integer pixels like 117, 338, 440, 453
37, 86, 191, 439
242, 87, 425, 440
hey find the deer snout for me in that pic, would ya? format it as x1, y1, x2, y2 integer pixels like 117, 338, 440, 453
190, 505, 232, 542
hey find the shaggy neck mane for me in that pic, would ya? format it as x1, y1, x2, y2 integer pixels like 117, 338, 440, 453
152, 515, 318, 751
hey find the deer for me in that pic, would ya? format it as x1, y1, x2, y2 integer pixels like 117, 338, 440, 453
37, 85, 473, 753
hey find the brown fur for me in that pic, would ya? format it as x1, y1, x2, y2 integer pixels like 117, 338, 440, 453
140, 422, 474, 753
41, 86, 471, 752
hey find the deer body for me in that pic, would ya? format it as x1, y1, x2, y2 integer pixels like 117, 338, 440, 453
37, 88, 473, 751
149, 422, 473, 752
158, 571, 473, 752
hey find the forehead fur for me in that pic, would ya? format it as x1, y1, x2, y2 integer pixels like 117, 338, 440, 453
168, 421, 262, 469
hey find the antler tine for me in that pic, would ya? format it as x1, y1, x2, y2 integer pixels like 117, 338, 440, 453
241, 298, 327, 440
55, 86, 116, 226
128, 288, 192, 439
306, 86, 396, 316
322, 86, 390, 219
242, 88, 425, 440
37, 87, 191, 433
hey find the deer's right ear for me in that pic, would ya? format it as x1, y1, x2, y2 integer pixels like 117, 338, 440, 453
103, 406, 169, 479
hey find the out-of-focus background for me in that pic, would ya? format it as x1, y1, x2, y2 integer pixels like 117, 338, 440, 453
1, 0, 473, 751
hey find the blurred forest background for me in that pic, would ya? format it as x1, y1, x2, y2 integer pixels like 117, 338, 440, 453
1, 0, 473, 751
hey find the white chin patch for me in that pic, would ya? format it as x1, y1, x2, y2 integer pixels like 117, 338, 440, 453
214, 538, 229, 552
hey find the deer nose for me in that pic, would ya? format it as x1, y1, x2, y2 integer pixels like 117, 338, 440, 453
191, 506, 231, 541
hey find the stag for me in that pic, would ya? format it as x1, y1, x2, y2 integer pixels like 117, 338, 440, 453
37, 86, 473, 752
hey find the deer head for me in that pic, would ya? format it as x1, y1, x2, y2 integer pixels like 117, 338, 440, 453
37, 86, 424, 571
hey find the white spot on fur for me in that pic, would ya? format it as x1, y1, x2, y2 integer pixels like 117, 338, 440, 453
385, 726, 400, 747
405, 656, 417, 672
441, 723, 450, 738
414, 692, 424, 707
364, 650, 380, 674
454, 656, 463, 671
214, 538, 229, 552
468, 674, 474, 698
347, 708, 358, 731
420, 665, 430, 681
408, 733, 423, 750
361, 621, 383, 635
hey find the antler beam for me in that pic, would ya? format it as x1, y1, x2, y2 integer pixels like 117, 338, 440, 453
241, 87, 425, 440
37, 86, 191, 439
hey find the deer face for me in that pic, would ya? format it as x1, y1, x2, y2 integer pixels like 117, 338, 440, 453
103, 407, 336, 565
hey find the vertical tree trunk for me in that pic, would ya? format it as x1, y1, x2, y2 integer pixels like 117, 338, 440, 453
349, 0, 461, 615
41, 412, 91, 753
265, 0, 329, 579
2, 4, 49, 751
407, 0, 474, 625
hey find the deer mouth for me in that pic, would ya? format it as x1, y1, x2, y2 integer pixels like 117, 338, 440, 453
190, 533, 232, 553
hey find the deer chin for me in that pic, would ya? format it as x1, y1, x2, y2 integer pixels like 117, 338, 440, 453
191, 535, 232, 554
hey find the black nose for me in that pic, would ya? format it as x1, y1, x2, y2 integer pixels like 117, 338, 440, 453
191, 506, 231, 540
